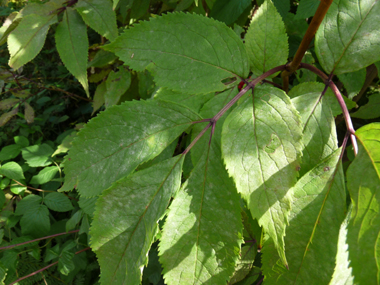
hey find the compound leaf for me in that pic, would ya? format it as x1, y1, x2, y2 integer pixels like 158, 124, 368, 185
91, 156, 183, 284
315, 0, 380, 75
222, 85, 303, 266
159, 123, 243, 285
245, 0, 288, 77
347, 123, 380, 284
104, 12, 249, 94
75, 0, 118, 42
262, 149, 346, 284
55, 8, 89, 97
61, 100, 200, 197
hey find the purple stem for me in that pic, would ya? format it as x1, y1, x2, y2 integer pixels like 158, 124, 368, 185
0, 230, 80, 251
299, 63, 358, 155
183, 65, 287, 155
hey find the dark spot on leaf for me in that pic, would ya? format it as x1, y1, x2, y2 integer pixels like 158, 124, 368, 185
324, 166, 330, 171
68, 158, 71, 161
296, 166, 301, 171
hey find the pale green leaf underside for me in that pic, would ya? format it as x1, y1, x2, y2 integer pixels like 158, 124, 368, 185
290, 82, 338, 176
104, 12, 249, 94
160, 120, 242, 285
55, 8, 89, 97
61, 100, 200, 197
8, 13, 57, 70
245, 0, 288, 77
91, 156, 183, 284
222, 85, 303, 266
315, 0, 380, 75
330, 209, 354, 285
347, 123, 380, 284
75, 0, 118, 42
262, 149, 346, 285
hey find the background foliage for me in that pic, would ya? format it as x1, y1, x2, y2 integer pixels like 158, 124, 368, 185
0, 0, 379, 284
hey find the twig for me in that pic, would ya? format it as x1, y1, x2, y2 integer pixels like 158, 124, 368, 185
281, 0, 334, 92
0, 230, 80, 251
182, 65, 287, 155
8, 247, 90, 285
12, 180, 55, 193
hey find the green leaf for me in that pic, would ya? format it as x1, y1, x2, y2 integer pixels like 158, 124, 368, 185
92, 81, 106, 114
0, 144, 22, 161
104, 67, 131, 107
288, 81, 355, 116
91, 156, 184, 284
0, 98, 19, 110
20, 204, 50, 237
330, 209, 354, 285
245, 0, 288, 77
30, 166, 59, 185
0, 108, 18, 127
88, 49, 117, 68
78, 196, 97, 217
61, 100, 200, 197
154, 87, 215, 113
272, 0, 290, 18
228, 246, 257, 284
0, 12, 20, 46
351, 92, 380, 119
209, 0, 251, 26
58, 250, 75, 275
66, 209, 83, 232
290, 83, 338, 176
15, 194, 42, 216
337, 68, 366, 100
22, 143, 54, 167
0, 162, 25, 181
222, 85, 303, 266
24, 102, 34, 124
347, 123, 380, 284
159, 130, 242, 285
104, 13, 249, 94
75, 0, 118, 42
315, 0, 380, 75
0, 190, 5, 209
55, 8, 89, 97
43, 192, 73, 212
14, 136, 29, 147
295, 0, 319, 19
130, 0, 150, 19
262, 149, 347, 284
8, 12, 57, 70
